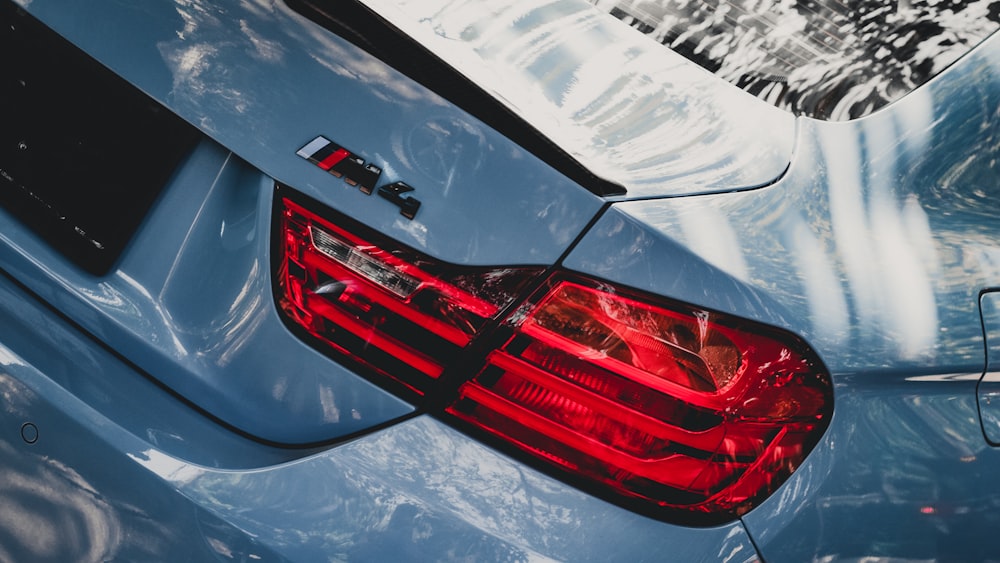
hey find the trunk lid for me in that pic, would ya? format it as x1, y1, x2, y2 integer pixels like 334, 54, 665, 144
3, 0, 791, 444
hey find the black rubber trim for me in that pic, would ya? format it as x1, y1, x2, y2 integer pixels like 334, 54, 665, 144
283, 0, 627, 197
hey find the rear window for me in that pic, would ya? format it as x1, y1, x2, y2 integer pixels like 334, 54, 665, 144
589, 0, 1000, 120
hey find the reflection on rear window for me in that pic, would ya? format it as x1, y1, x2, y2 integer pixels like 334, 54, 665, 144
588, 0, 1000, 120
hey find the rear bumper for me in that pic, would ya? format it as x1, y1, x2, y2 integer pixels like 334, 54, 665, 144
0, 271, 759, 561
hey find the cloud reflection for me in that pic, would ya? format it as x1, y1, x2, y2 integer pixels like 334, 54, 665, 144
0, 438, 123, 562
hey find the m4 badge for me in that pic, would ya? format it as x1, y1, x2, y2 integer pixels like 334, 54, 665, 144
297, 135, 421, 219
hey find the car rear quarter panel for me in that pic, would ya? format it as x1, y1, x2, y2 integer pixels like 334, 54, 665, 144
565, 32, 1000, 561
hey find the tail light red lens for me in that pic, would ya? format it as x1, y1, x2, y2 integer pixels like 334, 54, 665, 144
276, 192, 541, 394
447, 275, 832, 519
275, 189, 833, 521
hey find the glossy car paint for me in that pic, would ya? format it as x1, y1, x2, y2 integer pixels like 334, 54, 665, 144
0, 0, 765, 559
1, 0, 605, 444
2, 0, 999, 561
14, 0, 602, 265
586, 0, 1000, 120
0, 270, 761, 561
0, 138, 417, 445
566, 32, 1000, 560
357, 0, 796, 198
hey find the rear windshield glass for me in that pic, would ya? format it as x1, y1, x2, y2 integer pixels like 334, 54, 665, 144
588, 0, 1000, 120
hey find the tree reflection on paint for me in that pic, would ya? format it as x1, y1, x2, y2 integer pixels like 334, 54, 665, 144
591, 0, 1000, 119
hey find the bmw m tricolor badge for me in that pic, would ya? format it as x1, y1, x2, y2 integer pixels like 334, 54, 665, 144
297, 136, 382, 194
297, 135, 421, 219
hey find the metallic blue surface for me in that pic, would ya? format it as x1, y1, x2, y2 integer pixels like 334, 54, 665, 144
0, 273, 758, 561
0, 139, 415, 445
12, 0, 603, 266
565, 30, 1000, 561
0, 273, 299, 561
4, 0, 1000, 558
0, 1, 767, 557
2, 0, 607, 442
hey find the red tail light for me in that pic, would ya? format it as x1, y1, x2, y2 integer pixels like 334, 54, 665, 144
447, 275, 832, 519
275, 188, 833, 522
276, 191, 541, 394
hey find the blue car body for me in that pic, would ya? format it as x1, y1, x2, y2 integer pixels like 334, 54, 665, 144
1, 0, 1000, 560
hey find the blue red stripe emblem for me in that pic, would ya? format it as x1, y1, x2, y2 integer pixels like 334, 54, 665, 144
297, 136, 382, 194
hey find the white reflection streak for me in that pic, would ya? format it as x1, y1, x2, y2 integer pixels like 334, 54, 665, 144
790, 218, 849, 344
127, 449, 206, 486
318, 386, 341, 424
678, 204, 749, 282
864, 117, 938, 359
239, 19, 284, 63
271, 375, 288, 401
821, 125, 881, 340
0, 347, 23, 367
115, 272, 189, 357
895, 87, 934, 175
822, 113, 939, 360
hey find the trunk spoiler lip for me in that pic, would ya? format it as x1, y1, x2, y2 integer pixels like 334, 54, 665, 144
286, 0, 796, 200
